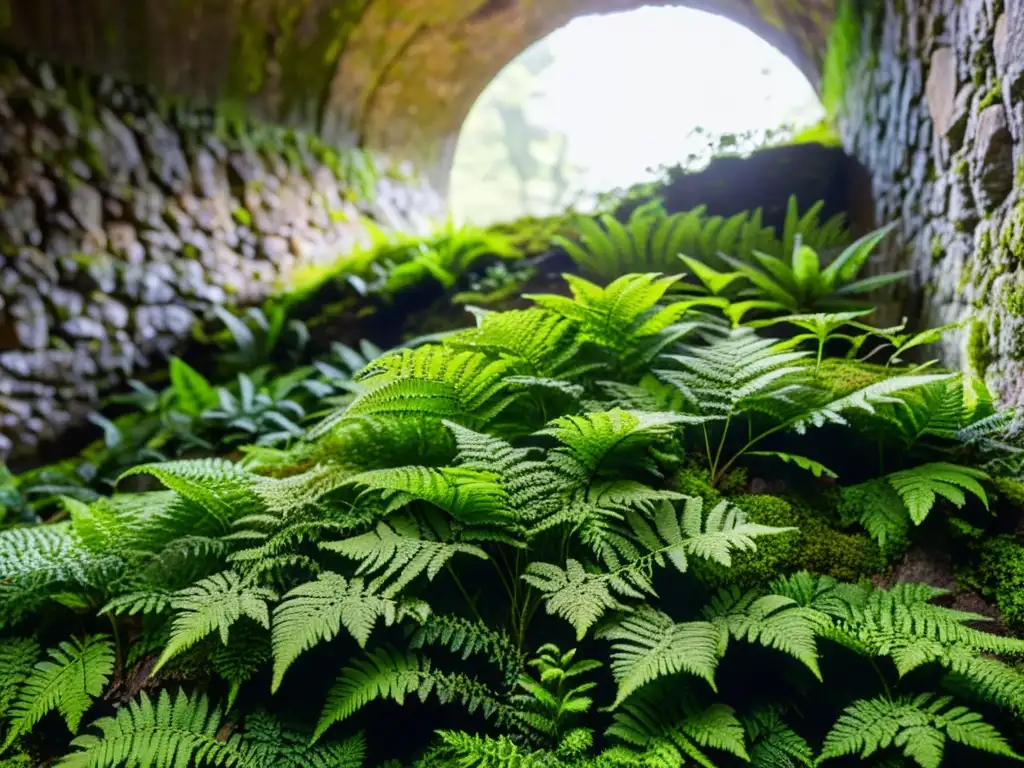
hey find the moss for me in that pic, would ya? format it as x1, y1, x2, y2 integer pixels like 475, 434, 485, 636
1006, 284, 1024, 317
966, 318, 992, 376
930, 235, 944, 264
977, 82, 1002, 111
695, 492, 883, 590
978, 536, 1024, 633
820, 0, 883, 118
816, 358, 895, 396
232, 208, 253, 227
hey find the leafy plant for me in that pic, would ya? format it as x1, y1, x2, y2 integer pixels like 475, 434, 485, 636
1, 260, 1020, 768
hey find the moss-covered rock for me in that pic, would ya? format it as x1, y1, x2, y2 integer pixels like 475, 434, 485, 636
696, 491, 884, 589
978, 535, 1024, 633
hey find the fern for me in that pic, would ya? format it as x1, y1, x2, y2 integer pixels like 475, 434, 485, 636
447, 308, 590, 380
742, 708, 814, 767
656, 328, 810, 418
157, 571, 276, 671
597, 607, 721, 706
314, 647, 506, 741
270, 572, 409, 691
243, 712, 365, 768
527, 273, 706, 375
322, 518, 488, 596
0, 638, 39, 714
884, 462, 989, 525
56, 689, 250, 768
5, 635, 115, 744
343, 346, 520, 429
540, 409, 704, 478
526, 498, 791, 639
345, 465, 512, 525
606, 682, 750, 766
701, 587, 825, 678
0, 523, 123, 626
212, 623, 272, 710
119, 459, 263, 528
818, 694, 1021, 768
409, 615, 524, 681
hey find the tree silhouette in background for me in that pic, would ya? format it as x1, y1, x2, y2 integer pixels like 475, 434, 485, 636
450, 40, 585, 225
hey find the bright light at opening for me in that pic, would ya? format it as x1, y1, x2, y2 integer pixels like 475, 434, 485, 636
449, 6, 825, 226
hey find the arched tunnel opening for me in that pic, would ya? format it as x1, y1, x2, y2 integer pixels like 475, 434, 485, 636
449, 6, 830, 226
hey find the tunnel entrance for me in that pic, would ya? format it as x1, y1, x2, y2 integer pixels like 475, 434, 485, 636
448, 6, 827, 226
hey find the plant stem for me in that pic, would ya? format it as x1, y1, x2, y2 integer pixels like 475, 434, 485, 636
447, 565, 486, 624
106, 612, 123, 673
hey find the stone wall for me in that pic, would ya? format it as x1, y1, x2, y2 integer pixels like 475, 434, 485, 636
0, 52, 442, 460
839, 0, 1024, 404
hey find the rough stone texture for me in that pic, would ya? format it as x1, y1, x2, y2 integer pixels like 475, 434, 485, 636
0, 0, 838, 189
840, 0, 1024, 405
0, 54, 442, 460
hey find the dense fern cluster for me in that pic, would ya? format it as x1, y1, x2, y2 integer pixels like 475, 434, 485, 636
2, 209, 1024, 767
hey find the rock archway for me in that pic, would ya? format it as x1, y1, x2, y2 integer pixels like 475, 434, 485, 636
0, 0, 838, 188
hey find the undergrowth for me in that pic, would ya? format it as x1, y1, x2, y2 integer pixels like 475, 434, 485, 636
2, 202, 1024, 768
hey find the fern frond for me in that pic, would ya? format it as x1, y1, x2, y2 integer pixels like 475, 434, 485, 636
789, 373, 956, 434
119, 459, 262, 528
834, 582, 1024, 657
527, 273, 703, 374
0, 638, 39, 713
885, 462, 989, 525
270, 572, 406, 691
314, 647, 505, 741
818, 694, 1021, 768
56, 689, 249, 768
432, 730, 544, 768
446, 422, 565, 525
100, 590, 174, 616
742, 708, 814, 767
344, 346, 520, 429
346, 465, 512, 525
322, 518, 488, 596
656, 328, 810, 417
627, 497, 794, 571
701, 587, 825, 679
606, 682, 749, 764
447, 308, 589, 379
597, 607, 721, 706
157, 571, 276, 672
409, 614, 524, 680
0, 523, 123, 627
243, 711, 365, 768
5, 635, 115, 743
540, 409, 705, 478
523, 559, 645, 641
211, 622, 271, 710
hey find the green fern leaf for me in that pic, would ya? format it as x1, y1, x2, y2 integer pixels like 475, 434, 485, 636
747, 451, 837, 479
743, 708, 814, 767
885, 462, 990, 525
212, 623, 271, 710
119, 459, 262, 529
522, 559, 644, 641
346, 465, 511, 525
322, 518, 488, 597
702, 588, 825, 679
56, 689, 249, 768
157, 571, 276, 672
818, 694, 1021, 768
271, 572, 405, 691
597, 607, 721, 706
5, 635, 115, 743
0, 638, 39, 714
